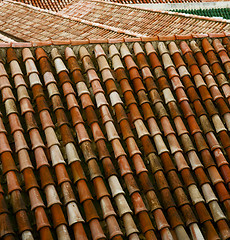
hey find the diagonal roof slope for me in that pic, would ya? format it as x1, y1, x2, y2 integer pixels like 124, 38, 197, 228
0, 0, 229, 42
13, 0, 72, 11
0, 0, 130, 41
59, 0, 230, 36
10, 0, 202, 8
0, 36, 230, 239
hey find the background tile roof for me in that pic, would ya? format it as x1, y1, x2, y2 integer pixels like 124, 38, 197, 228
13, 0, 224, 6
0, 0, 229, 42
5, 0, 229, 8
59, 0, 230, 36
0, 0, 129, 41
13, 0, 72, 10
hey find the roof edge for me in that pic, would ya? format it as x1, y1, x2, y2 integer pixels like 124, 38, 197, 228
2, 0, 138, 37
0, 32, 229, 48
67, 0, 230, 24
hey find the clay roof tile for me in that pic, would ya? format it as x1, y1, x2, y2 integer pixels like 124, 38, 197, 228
0, 36, 229, 238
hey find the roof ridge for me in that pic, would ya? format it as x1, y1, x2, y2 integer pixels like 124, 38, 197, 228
67, 0, 230, 24
0, 33, 17, 42
0, 32, 229, 47
3, 0, 149, 37
55, 13, 146, 37
3, 0, 60, 13
3, 0, 140, 37
1, 0, 229, 42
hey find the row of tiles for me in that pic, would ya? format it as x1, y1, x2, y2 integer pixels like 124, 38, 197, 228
11, 0, 202, 10
14, 0, 72, 11
0, 0, 229, 43
1, 33, 230, 48
59, 0, 230, 37
0, 1, 129, 42
0, 37, 230, 240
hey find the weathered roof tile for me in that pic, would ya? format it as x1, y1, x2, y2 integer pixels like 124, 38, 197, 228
0, 0, 229, 42
0, 36, 230, 239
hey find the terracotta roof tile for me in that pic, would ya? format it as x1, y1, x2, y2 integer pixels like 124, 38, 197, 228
0, 36, 229, 239
0, 0, 229, 41
13, 0, 72, 11
0, 1, 129, 41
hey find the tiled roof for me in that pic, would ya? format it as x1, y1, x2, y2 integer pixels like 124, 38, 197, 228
59, 0, 230, 36
0, 0, 229, 42
0, 0, 129, 42
9, 0, 226, 5
13, 0, 72, 11
5, 0, 228, 8
0, 36, 230, 239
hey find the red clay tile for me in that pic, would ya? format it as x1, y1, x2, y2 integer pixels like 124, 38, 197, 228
63, 47, 76, 61
192, 33, 209, 39
1, 153, 17, 176
0, 76, 12, 90
28, 188, 45, 211
29, 128, 46, 150
0, 133, 11, 154
31, 41, 52, 47
0, 64, 8, 79
13, 131, 29, 153
166, 67, 179, 79
66, 94, 79, 110
6, 172, 21, 194
71, 40, 90, 45
52, 40, 71, 45
212, 39, 226, 53
35, 48, 48, 62
8, 113, 23, 134
158, 35, 176, 41
107, 38, 124, 44
175, 34, 193, 40
208, 33, 225, 38
21, 48, 35, 62
1, 37, 230, 239
12, 42, 32, 48
34, 207, 51, 231
180, 41, 193, 55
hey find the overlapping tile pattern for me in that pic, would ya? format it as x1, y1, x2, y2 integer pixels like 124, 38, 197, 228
9, 0, 222, 5
0, 37, 230, 239
34, 47, 125, 240
14, 0, 72, 11
59, 0, 230, 36
0, 0, 128, 42
0, 0, 229, 42
64, 45, 172, 239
